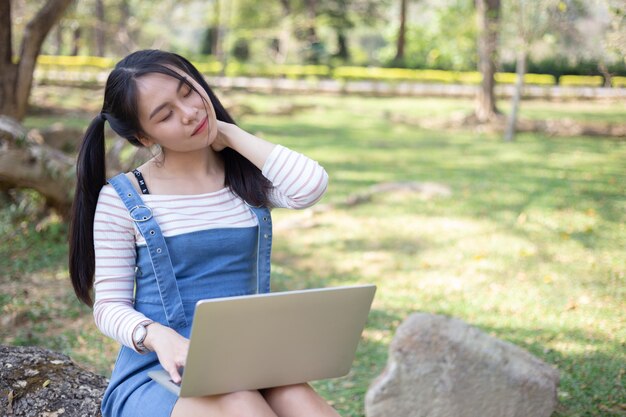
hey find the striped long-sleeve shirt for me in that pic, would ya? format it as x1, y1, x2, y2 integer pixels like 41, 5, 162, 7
93, 145, 328, 351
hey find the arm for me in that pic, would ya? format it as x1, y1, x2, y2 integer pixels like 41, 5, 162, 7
93, 185, 150, 350
93, 186, 188, 383
214, 121, 328, 209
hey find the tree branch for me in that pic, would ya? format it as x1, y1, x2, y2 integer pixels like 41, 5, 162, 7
19, 0, 75, 61
15, 0, 75, 119
0, 116, 75, 215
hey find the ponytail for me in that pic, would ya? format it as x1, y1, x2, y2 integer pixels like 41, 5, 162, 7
69, 114, 107, 306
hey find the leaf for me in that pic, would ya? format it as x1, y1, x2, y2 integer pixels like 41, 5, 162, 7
43, 379, 51, 388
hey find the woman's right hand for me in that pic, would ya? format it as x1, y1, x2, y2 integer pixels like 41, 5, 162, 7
143, 322, 189, 384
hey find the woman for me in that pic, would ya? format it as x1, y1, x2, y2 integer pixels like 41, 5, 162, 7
69, 49, 337, 417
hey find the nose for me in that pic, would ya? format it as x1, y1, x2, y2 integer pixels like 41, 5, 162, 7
180, 105, 198, 124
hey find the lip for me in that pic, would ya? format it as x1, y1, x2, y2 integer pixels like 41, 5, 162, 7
192, 117, 208, 136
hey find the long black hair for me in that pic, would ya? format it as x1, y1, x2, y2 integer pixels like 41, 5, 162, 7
69, 49, 272, 306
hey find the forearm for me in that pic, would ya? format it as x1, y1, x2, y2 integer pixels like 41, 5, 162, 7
216, 121, 329, 208
93, 299, 150, 351
263, 145, 329, 209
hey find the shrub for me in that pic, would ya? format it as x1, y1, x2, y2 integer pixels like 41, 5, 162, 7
559, 75, 604, 87
37, 55, 116, 69
611, 76, 626, 88
495, 73, 556, 85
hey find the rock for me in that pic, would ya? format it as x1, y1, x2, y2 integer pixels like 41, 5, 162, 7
0, 345, 108, 417
365, 313, 560, 417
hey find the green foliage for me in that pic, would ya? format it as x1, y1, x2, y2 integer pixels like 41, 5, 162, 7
232, 38, 251, 62
378, 0, 478, 71
3, 89, 625, 416
501, 57, 626, 78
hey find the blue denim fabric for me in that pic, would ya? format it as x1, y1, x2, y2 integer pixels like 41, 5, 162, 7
101, 173, 272, 417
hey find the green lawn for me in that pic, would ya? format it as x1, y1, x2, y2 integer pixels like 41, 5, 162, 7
2, 90, 625, 416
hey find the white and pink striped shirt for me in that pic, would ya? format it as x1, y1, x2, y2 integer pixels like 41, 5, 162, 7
93, 145, 328, 351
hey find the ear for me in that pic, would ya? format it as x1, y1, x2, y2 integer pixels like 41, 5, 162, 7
137, 134, 153, 147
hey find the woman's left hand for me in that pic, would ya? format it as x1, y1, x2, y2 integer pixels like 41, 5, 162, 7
211, 119, 276, 170
211, 120, 237, 152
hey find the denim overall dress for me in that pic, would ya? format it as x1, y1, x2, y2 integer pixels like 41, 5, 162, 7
100, 173, 272, 417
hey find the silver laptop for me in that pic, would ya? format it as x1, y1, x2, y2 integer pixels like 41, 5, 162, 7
148, 284, 376, 397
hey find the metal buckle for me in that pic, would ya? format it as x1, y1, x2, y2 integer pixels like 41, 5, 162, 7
129, 205, 153, 222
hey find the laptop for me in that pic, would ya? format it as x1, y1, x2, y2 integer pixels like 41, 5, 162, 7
148, 284, 376, 397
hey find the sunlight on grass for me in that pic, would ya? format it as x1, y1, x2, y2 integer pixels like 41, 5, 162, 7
2, 90, 625, 417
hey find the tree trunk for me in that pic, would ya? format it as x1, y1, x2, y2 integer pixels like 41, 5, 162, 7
598, 61, 612, 88
504, 49, 526, 142
475, 0, 501, 122
116, 0, 138, 54
94, 0, 105, 56
395, 0, 407, 63
0, 116, 148, 218
72, 26, 81, 56
0, 0, 75, 121
305, 0, 319, 43
0, 116, 75, 215
336, 31, 350, 61
274, 0, 293, 64
0, 345, 107, 416
211, 0, 222, 57
55, 23, 64, 55
218, 0, 230, 76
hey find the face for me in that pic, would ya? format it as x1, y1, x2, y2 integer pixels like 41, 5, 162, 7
134, 67, 218, 154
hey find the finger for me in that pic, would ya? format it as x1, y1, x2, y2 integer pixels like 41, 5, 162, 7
168, 365, 182, 384
175, 349, 188, 369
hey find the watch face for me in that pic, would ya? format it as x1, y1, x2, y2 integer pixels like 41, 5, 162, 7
134, 325, 147, 342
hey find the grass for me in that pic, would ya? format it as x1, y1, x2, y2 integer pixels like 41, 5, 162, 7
1, 88, 625, 416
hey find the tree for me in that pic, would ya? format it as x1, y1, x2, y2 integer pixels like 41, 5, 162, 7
586, 0, 625, 86
316, 0, 389, 63
0, 1, 156, 217
94, 0, 106, 56
0, 0, 76, 215
394, 0, 408, 64
0, 0, 75, 121
502, 0, 588, 141
474, 0, 501, 122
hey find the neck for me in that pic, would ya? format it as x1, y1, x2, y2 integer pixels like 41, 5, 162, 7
152, 147, 224, 180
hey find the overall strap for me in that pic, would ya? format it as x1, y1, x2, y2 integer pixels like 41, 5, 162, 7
107, 173, 189, 329
247, 205, 272, 294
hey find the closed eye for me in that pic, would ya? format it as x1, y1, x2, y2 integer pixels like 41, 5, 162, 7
160, 111, 172, 122
183, 85, 193, 97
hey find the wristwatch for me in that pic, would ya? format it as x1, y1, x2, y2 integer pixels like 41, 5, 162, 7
132, 320, 154, 354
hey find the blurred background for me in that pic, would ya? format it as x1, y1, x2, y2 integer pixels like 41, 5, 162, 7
9, 0, 626, 76
1, 1, 624, 416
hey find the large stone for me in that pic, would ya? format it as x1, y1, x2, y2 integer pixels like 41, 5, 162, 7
365, 313, 559, 417
0, 345, 108, 417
